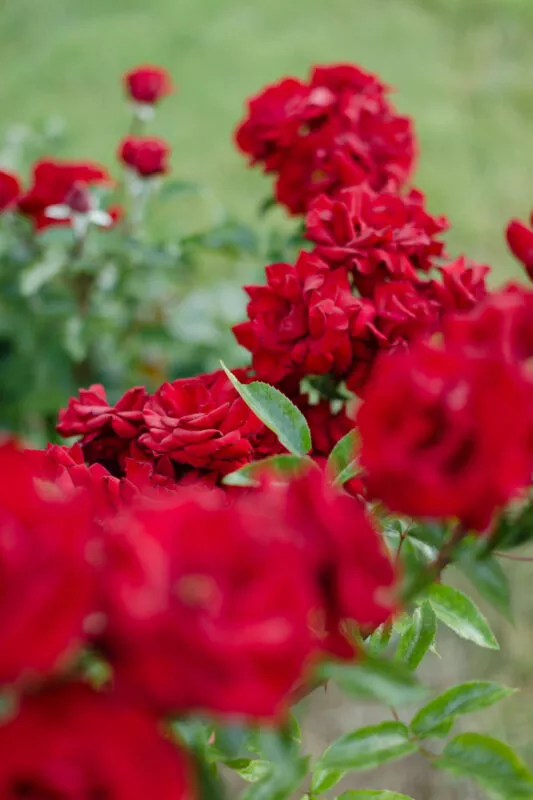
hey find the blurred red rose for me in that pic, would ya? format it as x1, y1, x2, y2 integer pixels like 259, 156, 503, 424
0, 683, 193, 799
140, 369, 265, 476
0, 440, 94, 685
18, 158, 112, 230
0, 169, 21, 212
119, 136, 171, 177
506, 215, 533, 281
357, 336, 533, 531
283, 470, 398, 657
99, 487, 318, 720
124, 65, 173, 105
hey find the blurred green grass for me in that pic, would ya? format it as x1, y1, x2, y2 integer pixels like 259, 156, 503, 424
1, 0, 533, 281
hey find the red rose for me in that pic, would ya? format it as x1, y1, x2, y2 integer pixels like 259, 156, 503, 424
99, 487, 318, 719
0, 441, 94, 685
140, 369, 265, 476
235, 62, 417, 214
57, 384, 148, 473
119, 136, 171, 177
306, 185, 448, 296
373, 279, 441, 346
424, 256, 490, 312
293, 394, 355, 458
124, 65, 173, 105
235, 77, 312, 171
283, 470, 398, 657
233, 251, 376, 384
0, 683, 193, 799
357, 336, 533, 531
18, 158, 112, 230
0, 169, 21, 212
506, 216, 533, 281
443, 283, 533, 366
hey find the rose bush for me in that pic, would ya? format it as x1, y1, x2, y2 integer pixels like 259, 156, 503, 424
1, 60, 533, 800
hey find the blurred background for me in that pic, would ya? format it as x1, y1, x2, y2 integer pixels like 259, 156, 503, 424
1, 0, 533, 280
2, 0, 533, 797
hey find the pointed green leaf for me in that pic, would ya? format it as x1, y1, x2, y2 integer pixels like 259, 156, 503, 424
458, 551, 511, 619
429, 583, 499, 649
220, 363, 311, 456
238, 760, 272, 783
317, 721, 417, 772
326, 429, 360, 485
338, 793, 415, 800
438, 733, 533, 798
223, 454, 312, 486
240, 756, 308, 800
395, 602, 436, 670
310, 767, 345, 793
318, 655, 426, 706
411, 681, 515, 739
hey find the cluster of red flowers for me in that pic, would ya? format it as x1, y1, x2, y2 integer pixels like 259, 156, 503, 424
5, 57, 533, 797
0, 427, 397, 794
234, 182, 490, 393
0, 65, 173, 231
235, 64, 417, 214
358, 283, 533, 531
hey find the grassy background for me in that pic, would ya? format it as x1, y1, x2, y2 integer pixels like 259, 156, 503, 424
1, 0, 533, 281
2, 0, 533, 794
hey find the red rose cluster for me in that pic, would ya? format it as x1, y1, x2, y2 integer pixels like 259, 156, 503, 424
357, 283, 533, 531
235, 63, 417, 214
0, 427, 397, 794
0, 64, 174, 232
234, 182, 489, 393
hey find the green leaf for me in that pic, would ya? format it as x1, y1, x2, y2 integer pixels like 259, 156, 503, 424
428, 583, 499, 649
19, 254, 64, 295
240, 756, 308, 800
410, 681, 515, 739
367, 624, 393, 657
238, 760, 272, 783
338, 792, 415, 800
326, 429, 360, 485
408, 522, 448, 550
457, 547, 511, 618
395, 602, 436, 670
220, 362, 311, 456
317, 721, 417, 772
318, 656, 427, 707
438, 733, 533, 798
310, 767, 345, 793
223, 454, 312, 487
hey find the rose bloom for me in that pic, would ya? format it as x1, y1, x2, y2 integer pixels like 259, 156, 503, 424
98, 486, 318, 720
0, 440, 95, 685
306, 185, 448, 296
283, 470, 397, 657
140, 368, 265, 477
124, 65, 173, 104
233, 250, 379, 385
18, 158, 112, 230
235, 63, 416, 214
119, 136, 171, 177
57, 384, 148, 475
0, 683, 193, 799
423, 256, 490, 313
506, 214, 533, 281
357, 335, 533, 531
0, 169, 21, 212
